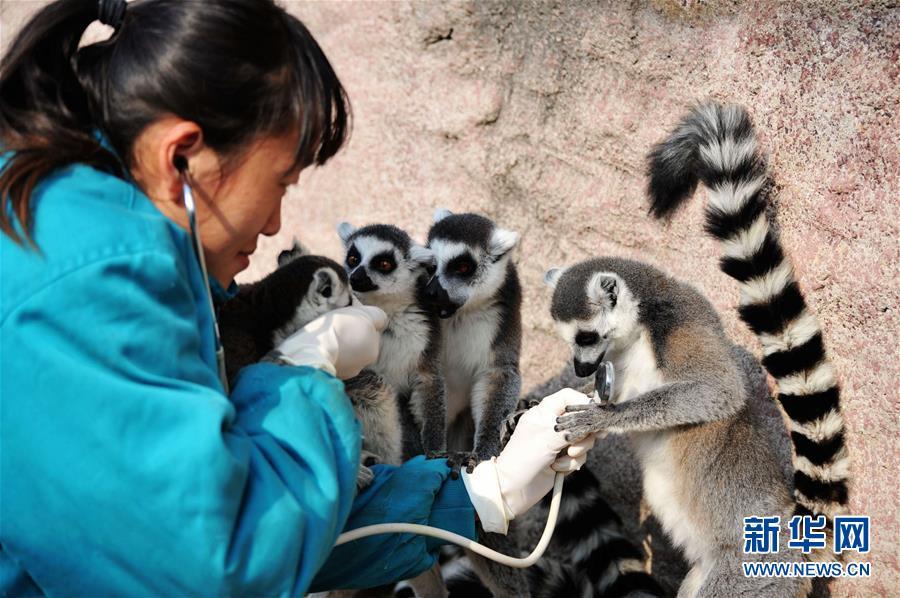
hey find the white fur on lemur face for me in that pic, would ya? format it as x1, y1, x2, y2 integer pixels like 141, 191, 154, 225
545, 268, 639, 377
271, 242, 354, 345
337, 223, 432, 310
426, 209, 519, 318
296, 266, 352, 323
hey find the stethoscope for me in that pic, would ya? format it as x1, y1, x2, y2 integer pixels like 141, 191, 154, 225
174, 157, 229, 394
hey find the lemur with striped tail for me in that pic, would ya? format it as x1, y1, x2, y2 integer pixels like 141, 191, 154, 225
551, 103, 846, 597
645, 103, 848, 519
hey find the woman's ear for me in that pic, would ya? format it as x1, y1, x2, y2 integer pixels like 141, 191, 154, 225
159, 120, 204, 203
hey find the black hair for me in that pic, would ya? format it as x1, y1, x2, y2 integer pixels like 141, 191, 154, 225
0, 0, 350, 246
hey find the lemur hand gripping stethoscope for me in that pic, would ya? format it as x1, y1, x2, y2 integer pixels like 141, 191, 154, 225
177, 154, 615, 567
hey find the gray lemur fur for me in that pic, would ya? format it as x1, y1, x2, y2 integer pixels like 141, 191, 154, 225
336, 222, 447, 458
546, 256, 828, 598
218, 241, 401, 489
423, 209, 522, 471
479, 344, 790, 597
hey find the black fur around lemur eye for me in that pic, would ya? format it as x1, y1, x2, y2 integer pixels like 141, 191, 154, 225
346, 248, 360, 268
448, 255, 477, 278
371, 252, 397, 273
575, 331, 600, 347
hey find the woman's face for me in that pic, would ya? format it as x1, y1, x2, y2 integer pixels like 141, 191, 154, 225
184, 134, 301, 286
133, 123, 302, 287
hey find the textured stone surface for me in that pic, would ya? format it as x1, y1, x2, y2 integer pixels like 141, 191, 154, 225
3, 0, 897, 594
272, 3, 898, 594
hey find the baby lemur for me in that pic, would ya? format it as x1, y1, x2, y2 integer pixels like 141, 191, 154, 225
424, 209, 522, 472
549, 103, 847, 597
336, 222, 446, 459
218, 242, 401, 487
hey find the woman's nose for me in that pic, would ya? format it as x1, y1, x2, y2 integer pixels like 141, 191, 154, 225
262, 203, 282, 236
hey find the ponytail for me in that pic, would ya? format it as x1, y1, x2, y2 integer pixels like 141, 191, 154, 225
0, 0, 120, 246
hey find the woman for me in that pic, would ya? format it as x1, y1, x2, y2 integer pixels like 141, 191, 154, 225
0, 1, 593, 594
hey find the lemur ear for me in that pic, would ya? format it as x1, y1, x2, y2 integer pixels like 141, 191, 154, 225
277, 237, 308, 267
408, 245, 435, 267
336, 222, 356, 243
544, 267, 563, 288
586, 272, 619, 310
488, 227, 520, 260
433, 208, 453, 223
313, 269, 334, 299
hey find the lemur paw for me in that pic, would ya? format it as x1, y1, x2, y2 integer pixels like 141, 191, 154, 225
356, 464, 375, 489
426, 451, 478, 479
500, 398, 541, 450
555, 403, 610, 443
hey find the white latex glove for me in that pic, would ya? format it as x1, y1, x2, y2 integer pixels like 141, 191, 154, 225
461, 388, 595, 534
270, 305, 387, 379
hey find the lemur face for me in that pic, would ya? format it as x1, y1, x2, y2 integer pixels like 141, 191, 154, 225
337, 223, 433, 308
545, 265, 636, 378
271, 243, 354, 342
424, 209, 519, 318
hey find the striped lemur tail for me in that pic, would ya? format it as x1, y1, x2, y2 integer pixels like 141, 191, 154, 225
528, 468, 665, 597
439, 468, 665, 597
646, 102, 849, 520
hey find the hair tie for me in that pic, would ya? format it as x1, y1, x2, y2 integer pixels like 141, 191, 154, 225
97, 0, 127, 30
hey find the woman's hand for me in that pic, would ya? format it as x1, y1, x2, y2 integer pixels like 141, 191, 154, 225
269, 305, 388, 379
461, 388, 596, 533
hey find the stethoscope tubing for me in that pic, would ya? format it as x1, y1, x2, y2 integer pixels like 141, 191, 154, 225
179, 169, 229, 394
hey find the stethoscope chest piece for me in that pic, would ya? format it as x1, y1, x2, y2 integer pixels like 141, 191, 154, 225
592, 361, 615, 405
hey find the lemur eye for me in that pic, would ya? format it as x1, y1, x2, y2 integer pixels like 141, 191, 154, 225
376, 259, 395, 272
575, 331, 600, 347
448, 256, 476, 277
346, 254, 359, 267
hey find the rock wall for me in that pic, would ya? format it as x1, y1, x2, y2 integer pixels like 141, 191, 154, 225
270, 2, 898, 594
2, 0, 897, 594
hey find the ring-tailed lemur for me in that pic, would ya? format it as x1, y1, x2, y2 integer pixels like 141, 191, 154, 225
336, 222, 447, 459
645, 102, 849, 520
423, 209, 522, 472
218, 242, 401, 488
550, 105, 846, 597
547, 257, 810, 597
218, 246, 353, 385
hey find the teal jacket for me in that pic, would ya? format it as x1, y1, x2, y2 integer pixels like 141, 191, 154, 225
0, 159, 475, 595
